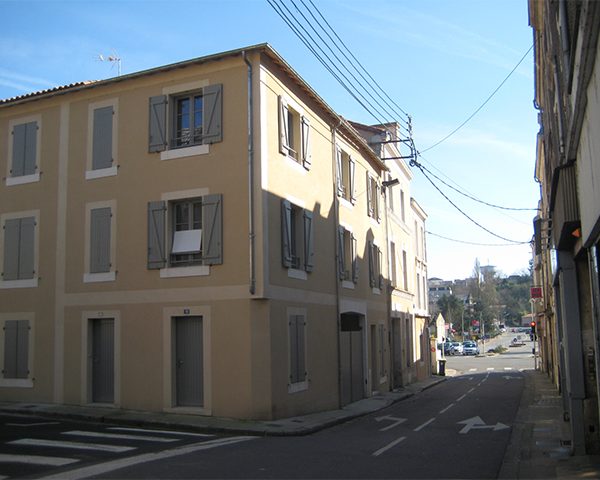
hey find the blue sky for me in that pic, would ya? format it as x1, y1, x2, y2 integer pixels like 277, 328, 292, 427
0, 0, 538, 281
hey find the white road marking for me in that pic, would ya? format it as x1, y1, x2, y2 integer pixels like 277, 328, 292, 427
0, 453, 78, 466
414, 417, 435, 432
372, 436, 406, 457
504, 367, 513, 371
457, 416, 510, 434
469, 368, 477, 372
439, 403, 455, 414
6, 422, 60, 427
62, 431, 178, 443
456, 394, 467, 402
0, 475, 8, 480
107, 427, 213, 437
468, 387, 475, 393
40, 436, 256, 480
9, 438, 136, 453
374, 415, 407, 431
486, 368, 495, 371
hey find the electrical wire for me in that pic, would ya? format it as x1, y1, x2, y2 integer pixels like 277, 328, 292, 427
420, 44, 534, 153
426, 230, 531, 247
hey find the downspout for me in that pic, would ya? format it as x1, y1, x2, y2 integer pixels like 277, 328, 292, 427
332, 118, 343, 407
242, 51, 256, 296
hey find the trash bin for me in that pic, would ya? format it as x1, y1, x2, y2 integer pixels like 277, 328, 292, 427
438, 359, 446, 376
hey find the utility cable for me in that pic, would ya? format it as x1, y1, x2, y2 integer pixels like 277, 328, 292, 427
420, 44, 533, 153
426, 230, 531, 247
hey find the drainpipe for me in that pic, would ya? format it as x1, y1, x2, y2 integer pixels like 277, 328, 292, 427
332, 118, 343, 407
242, 51, 256, 296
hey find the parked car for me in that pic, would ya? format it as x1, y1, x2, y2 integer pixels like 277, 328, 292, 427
463, 341, 479, 355
443, 342, 455, 355
451, 342, 463, 355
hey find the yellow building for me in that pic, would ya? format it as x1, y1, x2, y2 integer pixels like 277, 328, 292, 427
0, 44, 428, 420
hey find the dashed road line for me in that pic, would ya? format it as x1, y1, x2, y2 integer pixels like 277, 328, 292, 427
372, 436, 406, 457
469, 368, 477, 372
486, 368, 495, 371
468, 387, 475, 393
6, 422, 60, 427
9, 438, 136, 453
62, 431, 179, 443
0, 453, 78, 466
439, 403, 455, 414
414, 418, 435, 432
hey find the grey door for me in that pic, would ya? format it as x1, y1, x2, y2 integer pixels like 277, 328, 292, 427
91, 318, 114, 403
340, 313, 364, 406
175, 316, 204, 407
392, 317, 404, 388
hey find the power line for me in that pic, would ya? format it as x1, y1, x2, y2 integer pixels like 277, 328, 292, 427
427, 230, 531, 247
420, 44, 534, 153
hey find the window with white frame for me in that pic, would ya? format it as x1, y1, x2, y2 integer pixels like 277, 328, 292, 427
278, 96, 311, 170
368, 241, 383, 290
336, 147, 356, 203
1, 215, 37, 286
148, 84, 223, 154
390, 241, 398, 288
366, 173, 381, 221
7, 117, 41, 185
288, 312, 307, 391
338, 226, 358, 283
86, 100, 118, 179
281, 199, 314, 272
2, 319, 30, 380
147, 194, 222, 271
402, 249, 408, 291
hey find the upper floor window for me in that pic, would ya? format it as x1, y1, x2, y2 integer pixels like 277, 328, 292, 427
281, 199, 314, 273
86, 100, 118, 180
336, 147, 356, 204
278, 96, 311, 170
368, 241, 383, 291
148, 84, 222, 155
1, 213, 38, 288
338, 226, 358, 283
6, 117, 41, 186
366, 174, 381, 221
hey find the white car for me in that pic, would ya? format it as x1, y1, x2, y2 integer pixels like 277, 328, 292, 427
463, 341, 479, 355
451, 342, 463, 354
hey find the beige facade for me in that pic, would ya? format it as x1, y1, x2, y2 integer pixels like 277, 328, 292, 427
0, 44, 429, 420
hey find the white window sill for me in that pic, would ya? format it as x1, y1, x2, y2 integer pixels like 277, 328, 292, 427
284, 154, 307, 173
368, 216, 381, 226
342, 280, 355, 289
5, 173, 40, 186
85, 166, 118, 180
0, 378, 33, 388
288, 268, 307, 280
372, 287, 381, 295
160, 265, 210, 278
339, 197, 354, 210
0, 278, 38, 289
83, 272, 116, 283
288, 380, 308, 394
160, 144, 209, 161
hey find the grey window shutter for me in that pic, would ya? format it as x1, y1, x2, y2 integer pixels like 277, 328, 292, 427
297, 317, 306, 382
378, 247, 384, 289
301, 116, 311, 170
368, 241, 375, 287
278, 96, 289, 155
148, 95, 167, 153
336, 147, 343, 197
202, 84, 223, 144
19, 217, 35, 280
352, 233, 359, 283
3, 219, 21, 281
202, 194, 223, 265
23, 122, 37, 176
303, 209, 314, 272
11, 123, 26, 177
281, 199, 292, 268
376, 182, 382, 222
16, 320, 29, 378
147, 201, 166, 269
93, 106, 113, 170
349, 156, 356, 204
337, 226, 345, 280
366, 174, 374, 217
289, 316, 298, 383
3, 320, 17, 378
90, 207, 112, 273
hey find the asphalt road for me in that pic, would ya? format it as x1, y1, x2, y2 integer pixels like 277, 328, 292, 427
0, 333, 535, 479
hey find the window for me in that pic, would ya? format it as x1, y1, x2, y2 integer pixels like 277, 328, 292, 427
7, 117, 41, 185
336, 147, 356, 203
288, 311, 307, 392
278, 96, 311, 170
338, 226, 358, 283
85, 202, 116, 283
417, 273, 421, 309
1, 215, 37, 287
2, 319, 29, 380
402, 250, 408, 291
281, 199, 314, 273
147, 194, 222, 272
86, 101, 118, 179
366, 174, 381, 221
390, 241, 397, 288
368, 241, 383, 290
400, 190, 406, 222
148, 84, 223, 154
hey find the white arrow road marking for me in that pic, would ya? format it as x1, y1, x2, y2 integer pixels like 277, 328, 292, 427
40, 436, 256, 480
374, 415, 407, 431
457, 416, 510, 434
9, 438, 136, 453
0, 453, 78, 466
62, 431, 178, 442
372, 436, 406, 457
503, 375, 523, 380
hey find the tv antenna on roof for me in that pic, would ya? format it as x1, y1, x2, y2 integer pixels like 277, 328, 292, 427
98, 53, 122, 76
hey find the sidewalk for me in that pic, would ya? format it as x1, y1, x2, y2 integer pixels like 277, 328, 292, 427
0, 375, 445, 437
